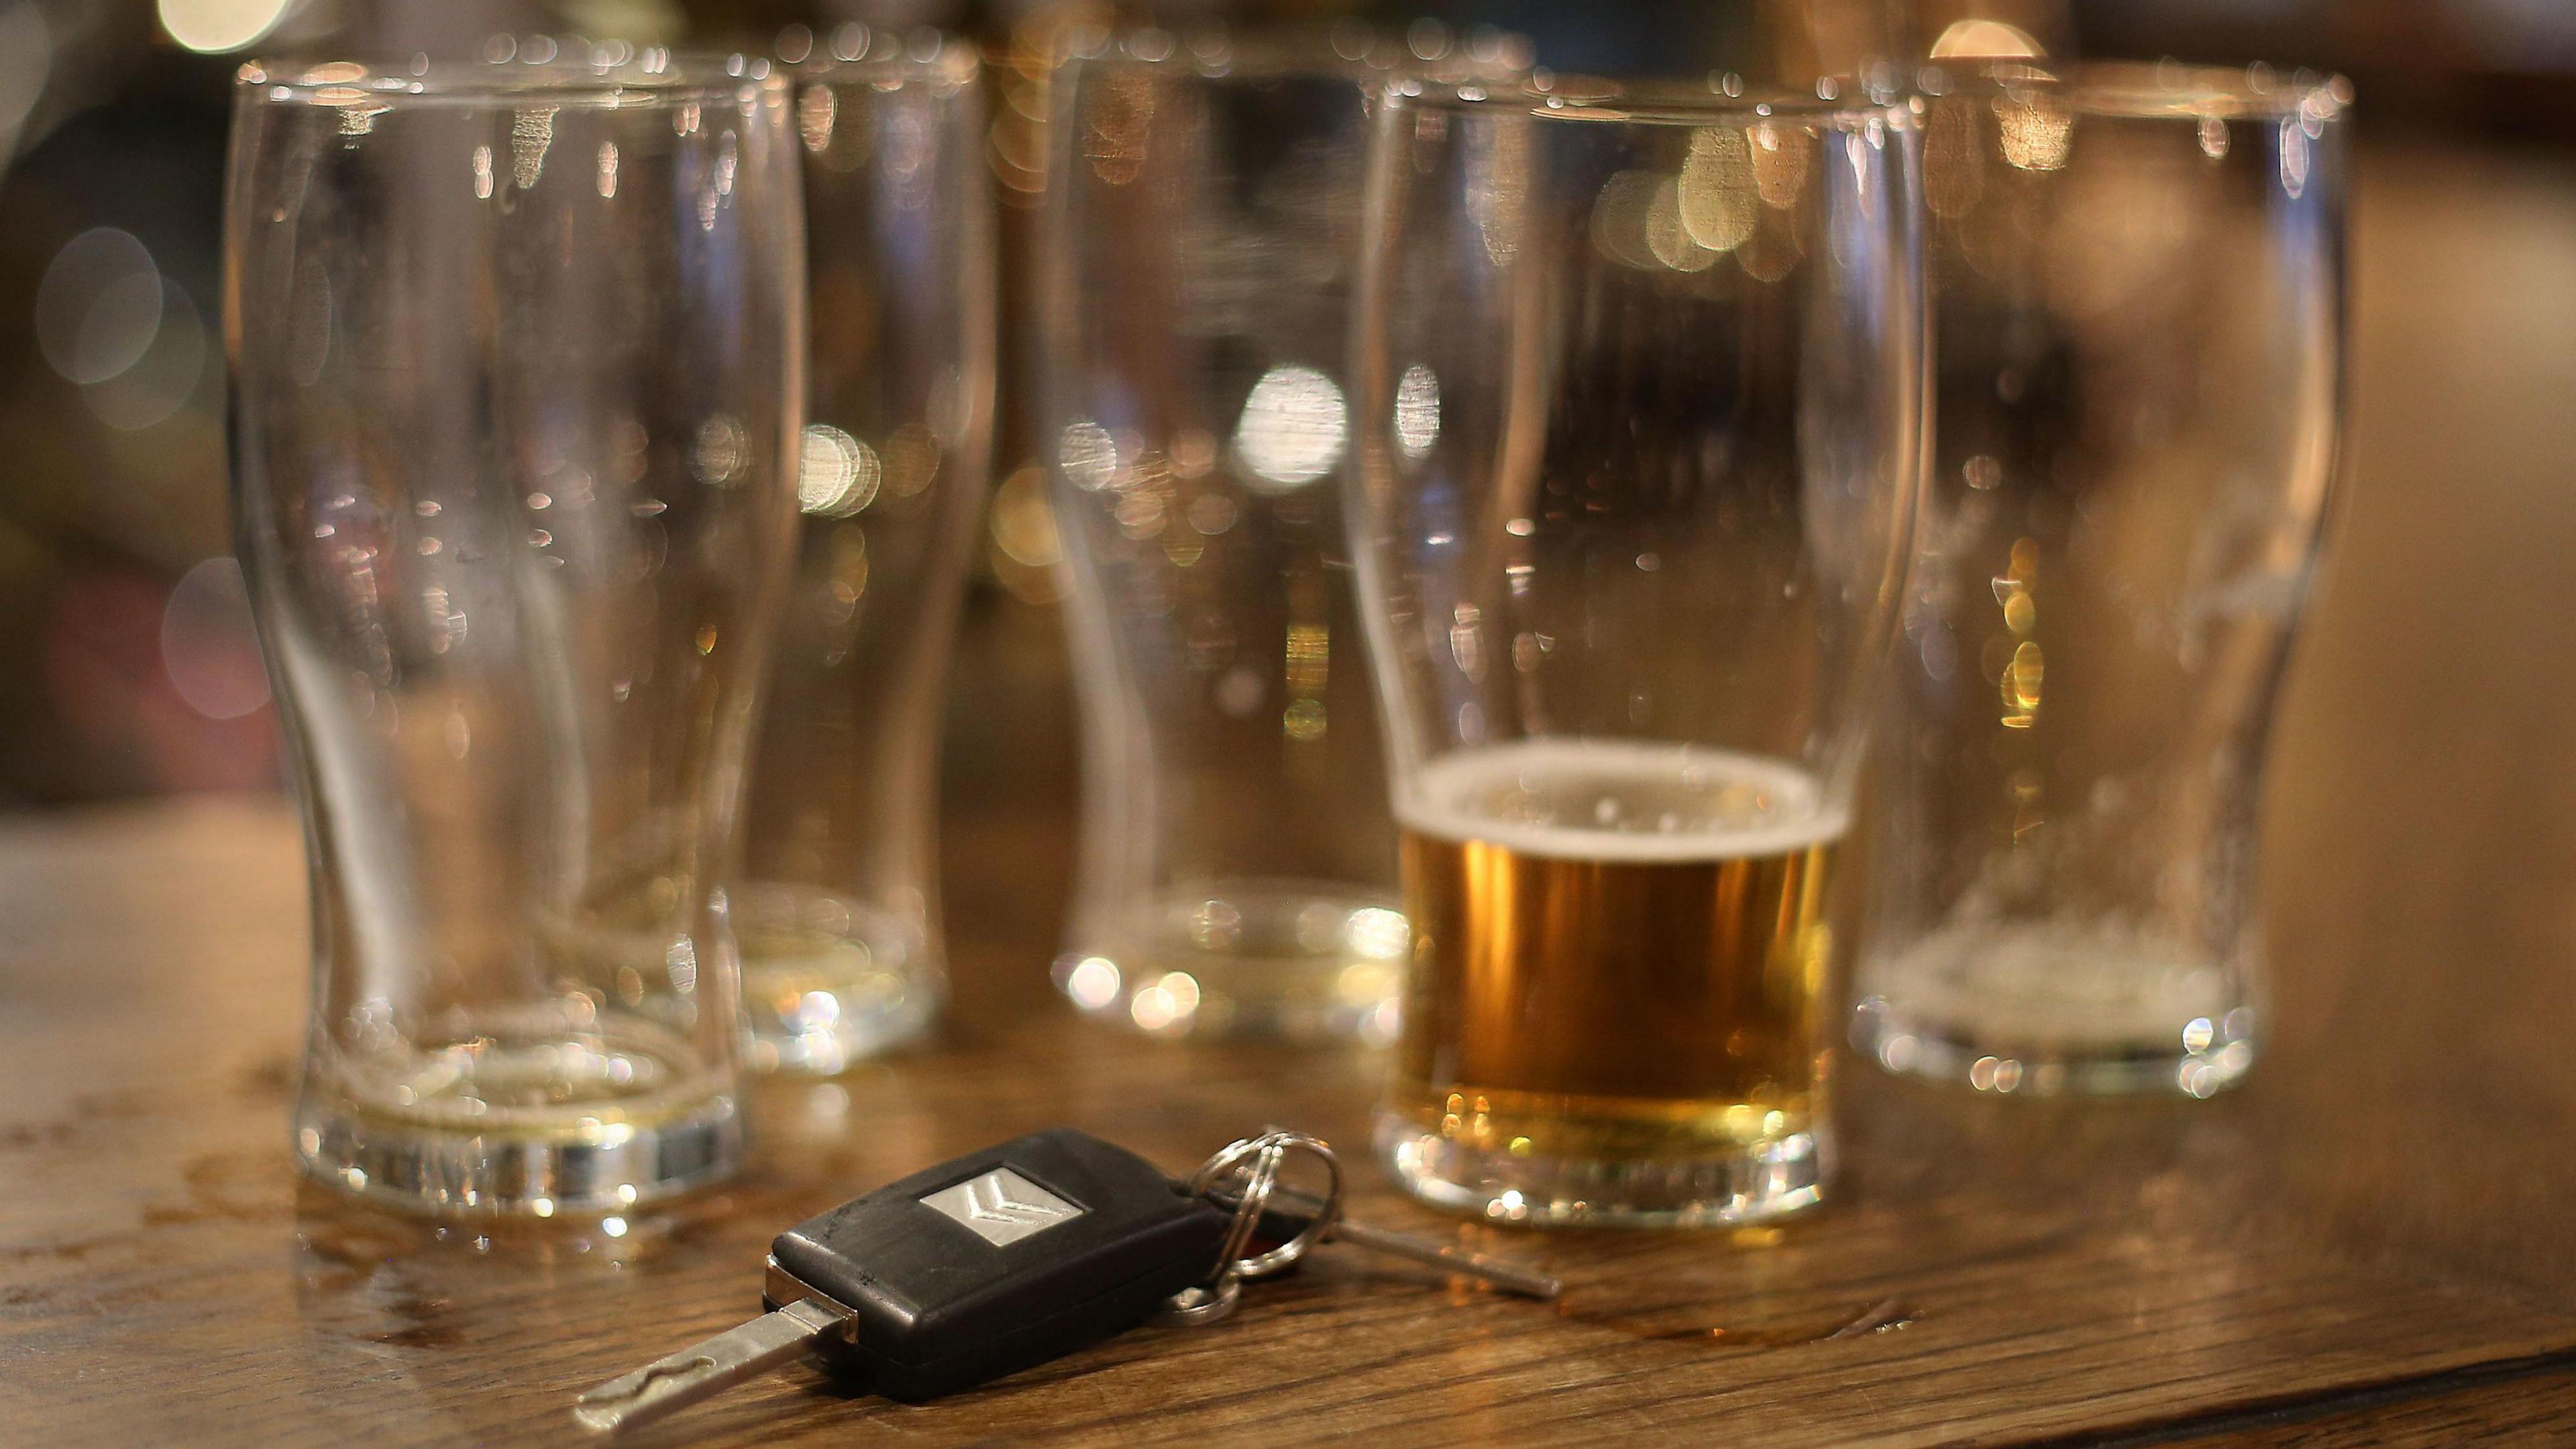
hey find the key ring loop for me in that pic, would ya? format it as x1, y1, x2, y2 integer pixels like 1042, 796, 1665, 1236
1153, 1130, 1344, 1328
1152, 1274, 1241, 1327
1190, 1130, 1343, 1283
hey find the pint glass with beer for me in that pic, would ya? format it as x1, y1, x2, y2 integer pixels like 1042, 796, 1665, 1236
1346, 76, 1924, 1225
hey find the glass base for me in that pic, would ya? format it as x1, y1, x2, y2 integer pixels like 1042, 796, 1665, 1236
1851, 996, 2257, 1097
1854, 920, 2257, 1097
1053, 879, 1407, 1042
1373, 1107, 1827, 1229
292, 1012, 741, 1216
737, 883, 943, 1075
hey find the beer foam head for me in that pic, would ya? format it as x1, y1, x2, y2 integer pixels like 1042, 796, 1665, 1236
1397, 737, 1848, 861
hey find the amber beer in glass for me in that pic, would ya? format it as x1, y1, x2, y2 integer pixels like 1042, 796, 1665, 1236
1346, 76, 1923, 1224
1395, 741, 1843, 1173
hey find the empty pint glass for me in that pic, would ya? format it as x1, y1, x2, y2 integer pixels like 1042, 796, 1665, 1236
1039, 28, 1528, 1040
1853, 64, 2349, 1097
228, 49, 805, 1213
735, 34, 994, 1074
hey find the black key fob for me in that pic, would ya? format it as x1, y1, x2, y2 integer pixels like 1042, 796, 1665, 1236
763, 1128, 1229, 1401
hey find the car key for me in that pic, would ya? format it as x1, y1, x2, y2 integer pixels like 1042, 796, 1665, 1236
572, 1127, 1556, 1437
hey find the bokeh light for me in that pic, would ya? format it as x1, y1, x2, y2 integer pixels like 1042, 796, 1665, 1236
1394, 364, 1441, 458
798, 423, 881, 517
1057, 418, 1118, 492
84, 280, 205, 432
160, 557, 268, 720
1929, 19, 2046, 60
1232, 364, 1346, 491
156, 0, 292, 54
0, 3, 48, 155
35, 228, 161, 386
1057, 954, 1120, 1011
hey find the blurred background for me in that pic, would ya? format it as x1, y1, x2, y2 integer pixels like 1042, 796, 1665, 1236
0, 0, 2570, 805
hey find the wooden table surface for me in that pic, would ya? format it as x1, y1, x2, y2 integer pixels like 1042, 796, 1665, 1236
8, 142, 2576, 1447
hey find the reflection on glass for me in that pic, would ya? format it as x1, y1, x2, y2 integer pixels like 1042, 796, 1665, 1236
227, 49, 806, 1213
1038, 27, 1527, 1041
1854, 63, 2350, 1098
1346, 76, 1925, 1224
735, 33, 994, 1075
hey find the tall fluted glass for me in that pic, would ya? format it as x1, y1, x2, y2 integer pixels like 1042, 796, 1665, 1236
735, 36, 994, 1075
1348, 78, 1924, 1224
227, 51, 805, 1214
1852, 64, 2349, 1098
1038, 29, 1527, 1041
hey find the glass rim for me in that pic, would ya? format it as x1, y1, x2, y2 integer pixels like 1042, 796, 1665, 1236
234, 46, 790, 107
1917, 58, 2354, 120
1055, 21, 1534, 85
1390, 74, 1907, 127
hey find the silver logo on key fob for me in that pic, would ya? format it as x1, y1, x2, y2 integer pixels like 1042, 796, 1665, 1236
918, 1167, 1084, 1246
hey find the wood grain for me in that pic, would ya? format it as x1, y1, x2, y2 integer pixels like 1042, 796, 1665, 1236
2101, 1361, 2576, 1446
7, 142, 2576, 1446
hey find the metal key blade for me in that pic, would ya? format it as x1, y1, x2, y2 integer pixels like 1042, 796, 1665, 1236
573, 1299, 848, 1437
1328, 1216, 1562, 1300
1226, 1184, 1561, 1299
